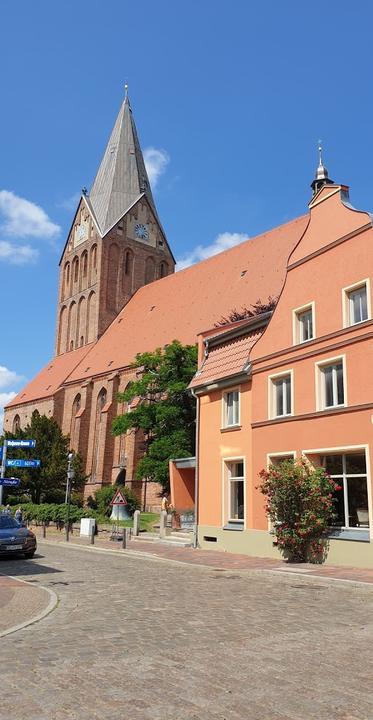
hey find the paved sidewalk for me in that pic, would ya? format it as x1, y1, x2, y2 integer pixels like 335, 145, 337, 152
0, 573, 56, 636
32, 525, 373, 586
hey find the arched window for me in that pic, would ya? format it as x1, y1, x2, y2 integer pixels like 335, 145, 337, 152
159, 261, 168, 279
63, 262, 70, 299
12, 415, 20, 433
91, 388, 107, 479
89, 244, 98, 286
80, 251, 88, 290
124, 249, 133, 276
70, 393, 81, 450
72, 256, 79, 285
67, 301, 77, 350
77, 295, 86, 346
145, 256, 155, 285
86, 291, 96, 343
58, 305, 68, 355
106, 243, 119, 311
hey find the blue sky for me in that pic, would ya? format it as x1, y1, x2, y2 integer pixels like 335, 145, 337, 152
2, 0, 373, 423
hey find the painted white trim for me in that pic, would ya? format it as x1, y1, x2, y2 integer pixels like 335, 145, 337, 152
221, 386, 241, 429
315, 354, 347, 411
268, 369, 294, 419
342, 278, 371, 328
302, 444, 372, 538
221, 456, 246, 530
292, 301, 316, 345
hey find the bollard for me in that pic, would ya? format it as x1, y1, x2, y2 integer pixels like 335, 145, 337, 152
121, 527, 127, 549
159, 510, 167, 539
65, 522, 69, 542
90, 524, 95, 545
42, 522, 46, 539
133, 510, 140, 537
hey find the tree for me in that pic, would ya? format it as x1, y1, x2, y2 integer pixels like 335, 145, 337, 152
112, 340, 198, 491
215, 296, 277, 327
258, 459, 340, 562
2, 412, 86, 504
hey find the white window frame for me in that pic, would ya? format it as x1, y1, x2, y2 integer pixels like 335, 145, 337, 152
222, 387, 240, 429
292, 301, 316, 345
302, 444, 372, 537
268, 370, 294, 419
342, 278, 371, 328
221, 456, 246, 528
315, 355, 347, 411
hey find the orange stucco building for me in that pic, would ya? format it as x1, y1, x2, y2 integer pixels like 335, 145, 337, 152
177, 162, 373, 567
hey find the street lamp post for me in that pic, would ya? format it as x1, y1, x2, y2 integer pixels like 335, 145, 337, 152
65, 452, 74, 542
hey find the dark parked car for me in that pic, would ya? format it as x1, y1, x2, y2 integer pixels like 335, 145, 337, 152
0, 514, 37, 558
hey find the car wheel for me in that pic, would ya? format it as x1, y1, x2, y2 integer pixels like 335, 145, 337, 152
24, 551, 35, 559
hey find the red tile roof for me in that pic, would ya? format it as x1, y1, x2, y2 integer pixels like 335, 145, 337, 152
66, 214, 308, 384
8, 214, 308, 407
6, 344, 93, 408
189, 330, 262, 389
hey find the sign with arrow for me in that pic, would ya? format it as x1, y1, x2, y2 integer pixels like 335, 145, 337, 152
6, 459, 41, 469
111, 490, 127, 506
6, 439, 36, 448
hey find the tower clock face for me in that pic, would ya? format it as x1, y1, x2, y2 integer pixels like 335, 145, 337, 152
74, 222, 88, 247
134, 223, 149, 240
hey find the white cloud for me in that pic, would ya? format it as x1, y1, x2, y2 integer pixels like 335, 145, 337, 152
0, 190, 60, 265
0, 366, 25, 433
144, 147, 169, 189
0, 241, 38, 265
0, 392, 17, 433
176, 232, 248, 270
0, 190, 60, 240
0, 366, 25, 390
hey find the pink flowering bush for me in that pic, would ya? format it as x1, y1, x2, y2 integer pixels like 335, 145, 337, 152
258, 460, 340, 563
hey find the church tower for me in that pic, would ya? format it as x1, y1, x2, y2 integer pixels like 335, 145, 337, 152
55, 90, 175, 356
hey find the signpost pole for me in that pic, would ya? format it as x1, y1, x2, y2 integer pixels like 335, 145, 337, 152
65, 452, 74, 542
0, 440, 7, 507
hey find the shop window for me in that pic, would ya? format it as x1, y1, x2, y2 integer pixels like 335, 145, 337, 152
322, 452, 369, 529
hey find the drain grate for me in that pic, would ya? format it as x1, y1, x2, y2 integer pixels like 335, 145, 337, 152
291, 584, 326, 591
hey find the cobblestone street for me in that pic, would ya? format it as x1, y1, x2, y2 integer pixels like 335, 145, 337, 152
2, 543, 373, 720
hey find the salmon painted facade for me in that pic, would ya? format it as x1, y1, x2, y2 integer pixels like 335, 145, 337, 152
176, 169, 373, 567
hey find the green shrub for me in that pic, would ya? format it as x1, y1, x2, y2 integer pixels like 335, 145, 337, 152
258, 459, 339, 563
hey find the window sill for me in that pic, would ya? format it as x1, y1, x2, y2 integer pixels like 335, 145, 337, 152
220, 425, 242, 433
328, 528, 370, 543
223, 523, 244, 531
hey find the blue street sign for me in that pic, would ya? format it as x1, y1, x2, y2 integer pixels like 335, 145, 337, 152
0, 477, 20, 487
6, 439, 36, 448
6, 459, 41, 469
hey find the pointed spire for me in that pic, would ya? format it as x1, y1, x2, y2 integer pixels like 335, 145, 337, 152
311, 141, 334, 196
88, 89, 156, 235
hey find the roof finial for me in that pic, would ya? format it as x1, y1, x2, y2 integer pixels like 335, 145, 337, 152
124, 82, 129, 100
318, 139, 323, 167
311, 139, 333, 196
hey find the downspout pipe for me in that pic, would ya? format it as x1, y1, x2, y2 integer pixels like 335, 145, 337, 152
190, 388, 200, 549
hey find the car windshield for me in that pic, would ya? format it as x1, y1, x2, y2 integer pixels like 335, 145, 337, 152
0, 515, 19, 529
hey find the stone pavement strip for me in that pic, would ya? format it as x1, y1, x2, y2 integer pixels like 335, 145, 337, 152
0, 573, 56, 637
1, 543, 373, 720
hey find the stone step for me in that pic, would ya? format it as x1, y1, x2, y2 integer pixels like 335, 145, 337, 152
131, 533, 193, 548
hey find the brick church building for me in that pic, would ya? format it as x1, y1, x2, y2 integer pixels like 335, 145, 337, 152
4, 90, 307, 508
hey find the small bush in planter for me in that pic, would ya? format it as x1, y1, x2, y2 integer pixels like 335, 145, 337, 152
258, 459, 340, 563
